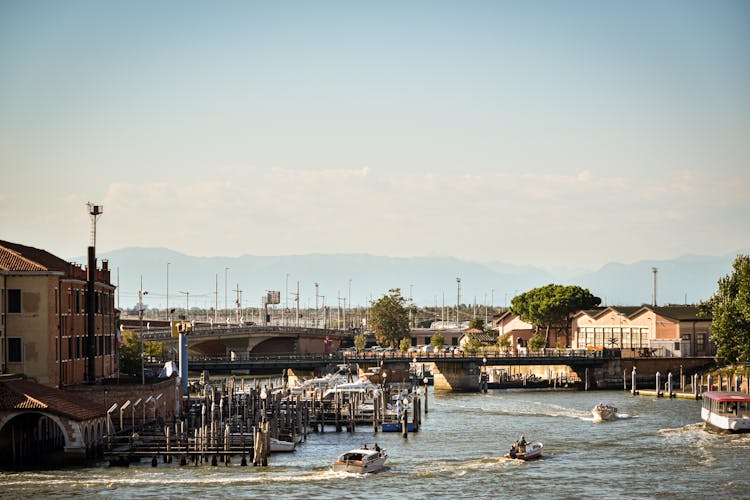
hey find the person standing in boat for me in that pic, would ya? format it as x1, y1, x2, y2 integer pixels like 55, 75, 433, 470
519, 435, 527, 453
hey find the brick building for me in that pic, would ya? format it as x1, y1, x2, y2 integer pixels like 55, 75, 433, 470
0, 240, 118, 386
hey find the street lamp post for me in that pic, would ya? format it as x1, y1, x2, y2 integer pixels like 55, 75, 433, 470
166, 262, 170, 321
225, 267, 230, 322
138, 276, 149, 385
456, 277, 461, 327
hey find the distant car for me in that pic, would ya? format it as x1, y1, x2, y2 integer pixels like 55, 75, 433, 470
244, 321, 256, 326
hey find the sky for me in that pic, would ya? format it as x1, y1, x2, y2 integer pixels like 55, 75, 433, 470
1, 0, 749, 270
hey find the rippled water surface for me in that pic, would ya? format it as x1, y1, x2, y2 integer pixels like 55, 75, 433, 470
3, 389, 749, 499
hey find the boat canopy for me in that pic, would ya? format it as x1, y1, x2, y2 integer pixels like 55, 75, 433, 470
702, 391, 750, 403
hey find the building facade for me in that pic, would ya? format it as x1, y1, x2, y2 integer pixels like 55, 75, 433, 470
1, 241, 118, 386
571, 305, 715, 357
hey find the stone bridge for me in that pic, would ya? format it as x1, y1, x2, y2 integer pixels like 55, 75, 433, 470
185, 351, 716, 392
141, 325, 350, 357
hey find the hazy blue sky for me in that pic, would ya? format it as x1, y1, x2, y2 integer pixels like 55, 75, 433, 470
2, 0, 749, 269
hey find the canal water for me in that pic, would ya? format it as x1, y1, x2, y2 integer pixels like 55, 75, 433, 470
2, 389, 749, 499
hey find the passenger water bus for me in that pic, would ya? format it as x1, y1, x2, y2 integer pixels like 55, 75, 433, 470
701, 391, 750, 432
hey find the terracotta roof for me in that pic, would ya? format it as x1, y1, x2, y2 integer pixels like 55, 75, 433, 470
0, 379, 105, 421
651, 305, 709, 321
0, 244, 48, 272
0, 240, 70, 272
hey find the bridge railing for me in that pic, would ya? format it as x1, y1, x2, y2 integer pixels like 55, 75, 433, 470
185, 348, 609, 364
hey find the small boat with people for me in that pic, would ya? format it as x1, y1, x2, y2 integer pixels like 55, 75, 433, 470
592, 402, 618, 421
333, 444, 388, 473
701, 391, 750, 433
504, 436, 543, 461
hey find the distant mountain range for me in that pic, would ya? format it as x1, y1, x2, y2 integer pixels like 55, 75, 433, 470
76, 247, 748, 311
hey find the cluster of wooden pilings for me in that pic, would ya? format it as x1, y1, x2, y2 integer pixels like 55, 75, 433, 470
104, 374, 428, 466
105, 376, 310, 467
626, 368, 750, 399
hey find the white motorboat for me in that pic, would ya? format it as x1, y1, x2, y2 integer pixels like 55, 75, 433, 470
701, 391, 750, 433
333, 446, 388, 473
269, 437, 296, 452
592, 403, 617, 421
505, 441, 543, 461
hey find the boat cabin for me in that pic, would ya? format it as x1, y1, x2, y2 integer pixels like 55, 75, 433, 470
701, 391, 750, 432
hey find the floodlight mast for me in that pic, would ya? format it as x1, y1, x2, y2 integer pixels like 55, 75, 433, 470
86, 202, 103, 384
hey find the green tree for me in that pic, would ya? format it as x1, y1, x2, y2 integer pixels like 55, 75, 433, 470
431, 331, 445, 351
399, 337, 411, 352
704, 254, 750, 364
354, 332, 367, 352
468, 318, 485, 331
497, 334, 511, 353
511, 284, 601, 347
118, 329, 141, 377
119, 329, 163, 377
462, 332, 482, 355
370, 288, 410, 348
528, 333, 546, 353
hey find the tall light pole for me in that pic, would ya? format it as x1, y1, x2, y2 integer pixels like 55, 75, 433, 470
166, 262, 170, 321
225, 267, 230, 322
456, 277, 461, 327
348, 278, 352, 329
285, 273, 289, 327
314, 282, 320, 328
139, 276, 148, 385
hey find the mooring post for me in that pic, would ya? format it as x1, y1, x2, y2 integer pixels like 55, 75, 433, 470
656, 371, 662, 397
693, 373, 700, 399
707, 374, 713, 392
667, 372, 674, 398
631, 366, 638, 395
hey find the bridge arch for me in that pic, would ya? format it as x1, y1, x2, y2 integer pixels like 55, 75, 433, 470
0, 411, 69, 467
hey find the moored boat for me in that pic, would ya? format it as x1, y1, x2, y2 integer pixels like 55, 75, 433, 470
333, 445, 388, 473
592, 403, 618, 421
701, 391, 750, 433
269, 437, 296, 452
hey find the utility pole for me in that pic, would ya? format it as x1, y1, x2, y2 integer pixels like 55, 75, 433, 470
139, 275, 148, 385
296, 281, 300, 327
314, 282, 320, 328
166, 262, 170, 321
214, 274, 218, 323
652, 267, 658, 307
224, 267, 230, 322
285, 273, 289, 327
235, 284, 242, 324
456, 277, 461, 327
348, 278, 352, 329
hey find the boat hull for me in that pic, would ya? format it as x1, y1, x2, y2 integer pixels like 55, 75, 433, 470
382, 421, 414, 432
332, 456, 386, 474
701, 408, 750, 433
592, 406, 617, 422
504, 442, 543, 461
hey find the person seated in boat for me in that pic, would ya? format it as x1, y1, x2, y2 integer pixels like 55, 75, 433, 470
374, 443, 381, 452
509, 445, 517, 459
518, 435, 527, 453
362, 444, 368, 450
